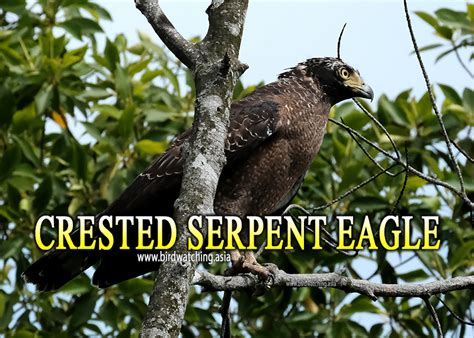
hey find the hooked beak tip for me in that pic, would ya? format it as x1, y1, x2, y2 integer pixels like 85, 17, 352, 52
354, 83, 374, 101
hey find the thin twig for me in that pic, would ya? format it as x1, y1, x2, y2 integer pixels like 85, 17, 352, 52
424, 296, 444, 338
312, 164, 400, 210
135, 0, 199, 70
346, 124, 397, 177
255, 240, 267, 259
352, 99, 401, 160
451, 40, 474, 79
450, 138, 474, 163
403, 0, 467, 201
329, 118, 474, 208
393, 254, 417, 269
282, 205, 358, 256
390, 144, 409, 213
220, 291, 232, 338
436, 295, 474, 326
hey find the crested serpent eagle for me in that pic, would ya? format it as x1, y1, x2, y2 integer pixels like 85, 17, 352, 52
23, 57, 374, 291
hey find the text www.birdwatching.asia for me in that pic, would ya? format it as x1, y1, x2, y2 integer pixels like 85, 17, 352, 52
137, 252, 231, 264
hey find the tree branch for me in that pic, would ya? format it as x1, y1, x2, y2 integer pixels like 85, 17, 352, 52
193, 268, 474, 301
134, 0, 199, 70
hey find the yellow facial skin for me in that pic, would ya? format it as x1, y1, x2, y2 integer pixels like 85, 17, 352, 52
339, 67, 374, 100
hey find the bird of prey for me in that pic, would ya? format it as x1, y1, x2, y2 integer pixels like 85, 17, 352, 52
23, 57, 373, 291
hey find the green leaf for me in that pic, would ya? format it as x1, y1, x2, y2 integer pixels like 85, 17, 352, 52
449, 240, 474, 271
0, 45, 23, 64
1, 0, 26, 12
81, 121, 103, 141
12, 103, 36, 132
100, 301, 119, 327
0, 291, 13, 331
339, 296, 382, 317
439, 84, 462, 105
0, 237, 23, 259
434, 25, 453, 40
12, 135, 40, 167
398, 269, 429, 282
128, 58, 150, 77
162, 65, 180, 96
435, 8, 472, 31
69, 293, 97, 329
59, 18, 103, 39
335, 101, 371, 130
468, 4, 474, 21
135, 140, 167, 155
35, 83, 53, 115
415, 11, 439, 29
378, 95, 409, 126
66, 2, 112, 21
463, 88, 474, 114
117, 278, 153, 297
59, 275, 91, 295
350, 196, 388, 211
62, 46, 87, 69
369, 323, 385, 337
118, 105, 135, 139
94, 104, 121, 119
115, 65, 132, 101
68, 197, 83, 217
0, 145, 21, 183
78, 88, 112, 100
116, 299, 143, 322
414, 43, 443, 53
71, 141, 89, 181
406, 176, 426, 191
104, 38, 120, 72
0, 85, 16, 126
144, 108, 175, 122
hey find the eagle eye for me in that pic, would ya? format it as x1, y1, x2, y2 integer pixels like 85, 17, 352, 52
339, 67, 350, 80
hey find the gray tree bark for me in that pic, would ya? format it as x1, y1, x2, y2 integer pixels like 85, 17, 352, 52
135, 1, 249, 337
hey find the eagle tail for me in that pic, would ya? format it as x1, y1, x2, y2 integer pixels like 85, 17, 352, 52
22, 250, 98, 292
92, 253, 160, 288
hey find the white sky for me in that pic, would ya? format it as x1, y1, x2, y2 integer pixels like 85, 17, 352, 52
101, 0, 472, 101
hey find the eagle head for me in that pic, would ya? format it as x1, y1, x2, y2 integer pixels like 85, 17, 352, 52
283, 57, 374, 105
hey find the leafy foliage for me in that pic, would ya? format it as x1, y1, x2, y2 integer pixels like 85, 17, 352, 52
416, 4, 474, 67
0, 1, 472, 337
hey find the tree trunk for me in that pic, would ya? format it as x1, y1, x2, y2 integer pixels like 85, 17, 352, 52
136, 1, 249, 336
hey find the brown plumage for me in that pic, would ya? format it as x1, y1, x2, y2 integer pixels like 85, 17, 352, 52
23, 57, 373, 291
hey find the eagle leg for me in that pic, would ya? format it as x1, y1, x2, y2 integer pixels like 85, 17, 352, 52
226, 250, 272, 281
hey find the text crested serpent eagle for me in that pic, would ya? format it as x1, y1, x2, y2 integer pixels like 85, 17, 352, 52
23, 57, 374, 291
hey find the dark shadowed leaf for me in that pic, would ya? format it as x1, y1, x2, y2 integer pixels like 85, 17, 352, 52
398, 269, 429, 282
0, 85, 16, 126
60, 18, 103, 39
0, 145, 21, 182
33, 174, 53, 213
69, 293, 97, 329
